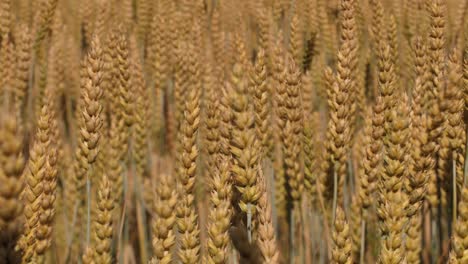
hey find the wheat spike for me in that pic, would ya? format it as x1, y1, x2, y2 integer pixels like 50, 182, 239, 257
131, 35, 150, 184
451, 186, 468, 261
303, 112, 320, 204
151, 173, 177, 264
251, 49, 271, 156
257, 165, 280, 264
229, 62, 261, 212
361, 97, 384, 211
325, 65, 350, 203
331, 206, 352, 264
90, 176, 114, 264
377, 96, 410, 264
116, 31, 134, 127
284, 55, 304, 202
17, 104, 51, 263
0, 114, 25, 243
176, 46, 202, 264
206, 159, 232, 264
13, 24, 32, 121
33, 89, 59, 257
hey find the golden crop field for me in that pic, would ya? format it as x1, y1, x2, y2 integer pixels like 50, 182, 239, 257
0, 0, 467, 263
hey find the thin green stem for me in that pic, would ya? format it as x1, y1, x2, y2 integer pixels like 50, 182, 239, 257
247, 203, 252, 243
359, 219, 366, 264
453, 157, 457, 224
464, 130, 468, 186
86, 172, 91, 247
332, 167, 338, 224
290, 204, 297, 264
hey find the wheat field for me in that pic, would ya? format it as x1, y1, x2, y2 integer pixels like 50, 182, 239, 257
0, 0, 467, 263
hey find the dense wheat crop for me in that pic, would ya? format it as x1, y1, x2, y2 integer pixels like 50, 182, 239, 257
0, 0, 467, 263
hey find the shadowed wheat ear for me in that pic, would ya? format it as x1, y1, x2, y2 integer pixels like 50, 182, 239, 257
272, 35, 288, 218
0, 33, 14, 107
444, 48, 465, 191
284, 55, 304, 203
0, 114, 25, 237
130, 35, 150, 184
13, 24, 32, 122
204, 58, 221, 177
33, 0, 58, 51
303, 112, 320, 205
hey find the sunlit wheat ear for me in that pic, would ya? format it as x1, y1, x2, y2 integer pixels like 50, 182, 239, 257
378, 96, 410, 264
336, 0, 359, 129
369, 0, 384, 50
151, 173, 177, 264
228, 63, 261, 240
91, 176, 114, 264
331, 206, 352, 264
451, 186, 468, 262
17, 104, 51, 263
250, 49, 271, 157
405, 79, 434, 263
324, 65, 350, 204
256, 164, 279, 264
206, 159, 233, 264
116, 32, 134, 128
175, 46, 202, 264
289, 12, 304, 68
361, 96, 384, 212
34, 89, 59, 257
33, 0, 59, 51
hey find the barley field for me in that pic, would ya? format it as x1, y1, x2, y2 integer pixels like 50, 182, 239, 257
0, 0, 467, 263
